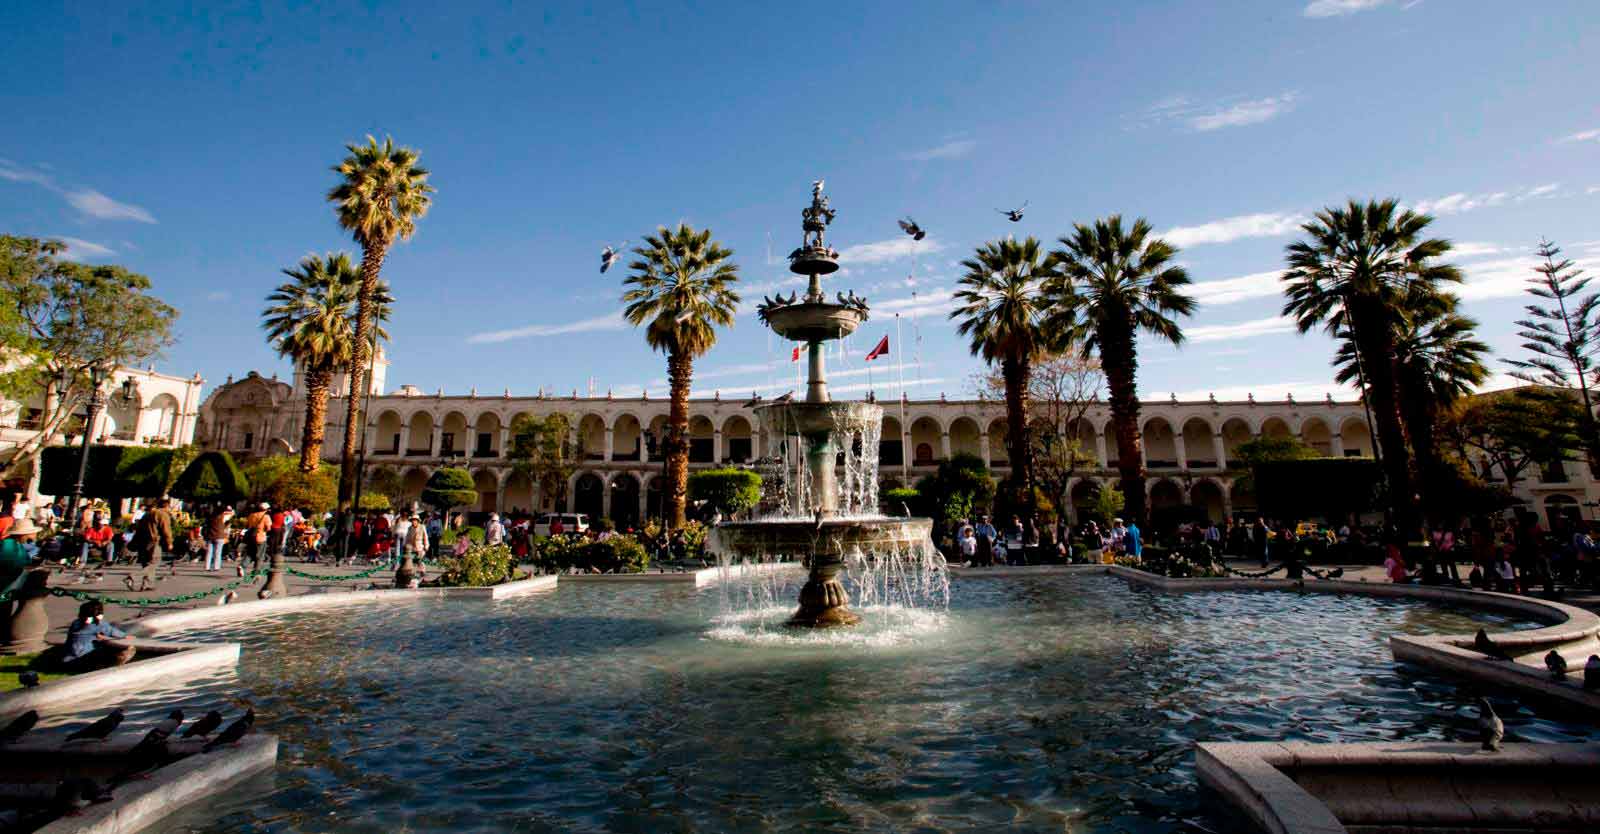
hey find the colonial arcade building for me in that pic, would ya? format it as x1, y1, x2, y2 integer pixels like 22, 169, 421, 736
195, 356, 1600, 528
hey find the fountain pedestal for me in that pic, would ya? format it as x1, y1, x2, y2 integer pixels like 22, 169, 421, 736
789, 558, 862, 627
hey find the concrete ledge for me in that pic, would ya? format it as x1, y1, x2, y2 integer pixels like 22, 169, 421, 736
1198, 741, 1600, 834
31, 734, 278, 834
1108, 565, 1600, 717
949, 564, 1107, 578
557, 562, 800, 587
0, 641, 240, 722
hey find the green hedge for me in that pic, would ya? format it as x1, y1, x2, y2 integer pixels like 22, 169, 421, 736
38, 445, 173, 499
688, 468, 762, 516
169, 451, 250, 503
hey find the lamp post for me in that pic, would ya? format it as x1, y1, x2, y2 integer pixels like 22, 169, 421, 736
60, 365, 118, 535
340, 331, 382, 564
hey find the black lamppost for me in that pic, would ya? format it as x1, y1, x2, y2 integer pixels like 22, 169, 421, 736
340, 331, 382, 564
60, 366, 126, 534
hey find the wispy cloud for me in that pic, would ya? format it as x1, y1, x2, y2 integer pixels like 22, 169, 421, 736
837, 237, 947, 266
1162, 212, 1305, 248
467, 310, 626, 344
1190, 93, 1300, 131
64, 189, 156, 223
1457, 252, 1600, 302
1186, 315, 1297, 343
873, 288, 961, 319
206, 290, 232, 302
1518, 182, 1559, 200
1557, 128, 1600, 144
1303, 0, 1391, 17
1449, 241, 1507, 260
0, 160, 157, 223
902, 139, 978, 162
1187, 270, 1284, 306
1413, 183, 1558, 216
53, 236, 115, 260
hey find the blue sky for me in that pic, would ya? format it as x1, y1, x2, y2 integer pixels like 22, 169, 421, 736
3, 0, 1597, 403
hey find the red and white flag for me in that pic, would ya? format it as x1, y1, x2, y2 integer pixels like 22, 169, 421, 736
791, 346, 801, 362
865, 335, 890, 361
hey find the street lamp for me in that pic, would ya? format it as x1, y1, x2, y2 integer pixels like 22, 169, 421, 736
61, 365, 115, 534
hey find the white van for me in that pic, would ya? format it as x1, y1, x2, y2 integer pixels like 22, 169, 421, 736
534, 513, 589, 537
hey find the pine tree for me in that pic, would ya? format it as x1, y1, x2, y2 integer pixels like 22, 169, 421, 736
1505, 239, 1599, 463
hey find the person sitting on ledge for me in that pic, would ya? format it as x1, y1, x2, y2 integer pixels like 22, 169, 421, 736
1384, 544, 1411, 584
35, 601, 136, 672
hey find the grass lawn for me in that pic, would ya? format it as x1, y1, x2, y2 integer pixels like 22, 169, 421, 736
0, 653, 70, 692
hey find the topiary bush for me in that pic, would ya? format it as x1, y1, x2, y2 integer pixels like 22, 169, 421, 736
436, 543, 516, 587
579, 535, 650, 574
421, 468, 477, 514
883, 487, 921, 517
688, 468, 762, 517
170, 451, 250, 504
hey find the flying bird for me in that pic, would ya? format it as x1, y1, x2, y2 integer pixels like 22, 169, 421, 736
1472, 629, 1512, 661
897, 218, 926, 241
1, 710, 39, 744
1477, 698, 1504, 751
1546, 650, 1569, 680
203, 708, 255, 752
998, 201, 1028, 222
600, 242, 627, 274
181, 710, 223, 739
1585, 655, 1600, 691
66, 708, 125, 742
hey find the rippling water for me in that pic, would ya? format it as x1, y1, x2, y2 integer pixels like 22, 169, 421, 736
45, 575, 1600, 833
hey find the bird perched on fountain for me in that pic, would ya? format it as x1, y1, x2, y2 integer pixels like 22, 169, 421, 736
813, 506, 825, 534
599, 242, 626, 274
181, 710, 223, 739
0, 709, 38, 744
218, 590, 236, 606
1473, 628, 1512, 661
18, 670, 39, 688
1546, 650, 1569, 680
204, 709, 255, 752
741, 393, 762, 408
131, 710, 184, 755
1585, 655, 1600, 690
897, 217, 926, 241
998, 201, 1028, 222
67, 708, 125, 742
1477, 698, 1504, 751
772, 391, 795, 403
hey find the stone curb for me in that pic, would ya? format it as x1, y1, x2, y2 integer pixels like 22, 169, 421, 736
558, 562, 799, 587
0, 642, 240, 722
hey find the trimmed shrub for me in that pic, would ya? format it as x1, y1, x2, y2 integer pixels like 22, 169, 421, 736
421, 468, 477, 513
38, 445, 173, 499
688, 468, 762, 517
262, 468, 338, 515
169, 451, 249, 504
579, 535, 650, 574
436, 543, 516, 587
883, 487, 922, 517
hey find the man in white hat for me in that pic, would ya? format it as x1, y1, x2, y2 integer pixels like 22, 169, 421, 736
485, 513, 505, 546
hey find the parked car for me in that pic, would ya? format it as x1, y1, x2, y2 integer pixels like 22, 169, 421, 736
534, 513, 589, 537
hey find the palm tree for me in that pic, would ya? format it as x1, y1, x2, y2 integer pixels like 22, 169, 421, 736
950, 236, 1059, 498
1333, 287, 1487, 512
1048, 216, 1196, 527
327, 135, 433, 509
1281, 199, 1460, 537
263, 254, 392, 473
621, 224, 740, 528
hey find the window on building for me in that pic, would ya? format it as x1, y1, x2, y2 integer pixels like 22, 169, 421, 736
914, 443, 934, 466
440, 432, 457, 456
476, 432, 493, 456
242, 431, 254, 450
879, 439, 903, 466
689, 438, 714, 463
728, 438, 752, 463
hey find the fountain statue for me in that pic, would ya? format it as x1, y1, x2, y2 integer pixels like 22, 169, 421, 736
711, 183, 947, 628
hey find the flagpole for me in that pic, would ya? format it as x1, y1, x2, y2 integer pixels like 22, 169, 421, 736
895, 313, 909, 482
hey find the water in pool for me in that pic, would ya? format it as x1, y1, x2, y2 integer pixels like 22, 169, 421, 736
52, 574, 1599, 833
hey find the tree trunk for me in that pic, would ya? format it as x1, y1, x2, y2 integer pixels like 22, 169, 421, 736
338, 238, 389, 511
1350, 295, 1420, 537
299, 368, 331, 473
1101, 319, 1146, 527
1001, 354, 1033, 496
665, 351, 693, 529
1397, 365, 1441, 522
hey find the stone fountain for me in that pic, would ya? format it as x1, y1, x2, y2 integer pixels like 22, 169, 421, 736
709, 182, 946, 628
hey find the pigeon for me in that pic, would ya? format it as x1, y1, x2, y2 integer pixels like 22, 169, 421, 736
813, 506, 825, 534
1546, 650, 1569, 680
129, 710, 184, 757
812, 178, 824, 194
218, 590, 236, 606
1585, 655, 1600, 691
599, 243, 626, 274
123, 575, 135, 591
0, 710, 39, 744
710, 510, 723, 527
54, 778, 89, 816
235, 564, 245, 578
1323, 567, 1343, 579
998, 201, 1028, 222
257, 588, 274, 600
67, 708, 125, 742
771, 391, 795, 404
1472, 629, 1512, 661
897, 218, 926, 241
204, 709, 255, 752
1477, 698, 1504, 751
181, 710, 223, 739
741, 394, 762, 408
18, 670, 39, 688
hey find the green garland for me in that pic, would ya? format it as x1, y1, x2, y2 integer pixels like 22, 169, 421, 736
47, 569, 266, 606
283, 562, 391, 581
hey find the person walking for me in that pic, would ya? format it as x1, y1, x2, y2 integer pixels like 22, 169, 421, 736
974, 515, 997, 567
243, 503, 271, 573
129, 498, 174, 590
1252, 517, 1270, 568
204, 506, 232, 572
391, 513, 412, 569
485, 513, 505, 546
400, 513, 430, 587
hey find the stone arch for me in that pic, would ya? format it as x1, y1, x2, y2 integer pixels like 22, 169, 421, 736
1230, 478, 1257, 516
949, 417, 982, 458
645, 474, 666, 520
1339, 417, 1373, 457
910, 416, 942, 466
375, 409, 404, 455
609, 471, 641, 529
646, 414, 670, 461
1260, 416, 1293, 441
572, 471, 605, 520
1101, 419, 1121, 467
105, 387, 142, 440
400, 466, 430, 505
986, 418, 1008, 466
880, 415, 904, 466
1181, 417, 1214, 467
406, 411, 434, 455
688, 415, 715, 463
1220, 417, 1253, 463
1143, 417, 1177, 468
503, 470, 534, 515
1190, 478, 1226, 523
1544, 494, 1581, 529
471, 411, 502, 458
722, 414, 753, 463
1149, 478, 1184, 510
1301, 417, 1334, 456
148, 393, 181, 443
471, 468, 499, 513
1070, 477, 1103, 522
439, 410, 470, 459
577, 414, 608, 461
612, 413, 643, 462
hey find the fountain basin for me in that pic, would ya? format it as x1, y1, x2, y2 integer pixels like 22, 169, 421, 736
762, 302, 863, 343
709, 516, 932, 557
754, 400, 882, 437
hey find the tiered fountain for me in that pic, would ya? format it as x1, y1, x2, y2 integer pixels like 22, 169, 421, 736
709, 182, 947, 628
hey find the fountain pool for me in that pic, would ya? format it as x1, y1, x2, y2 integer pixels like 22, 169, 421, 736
54, 574, 1600, 833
